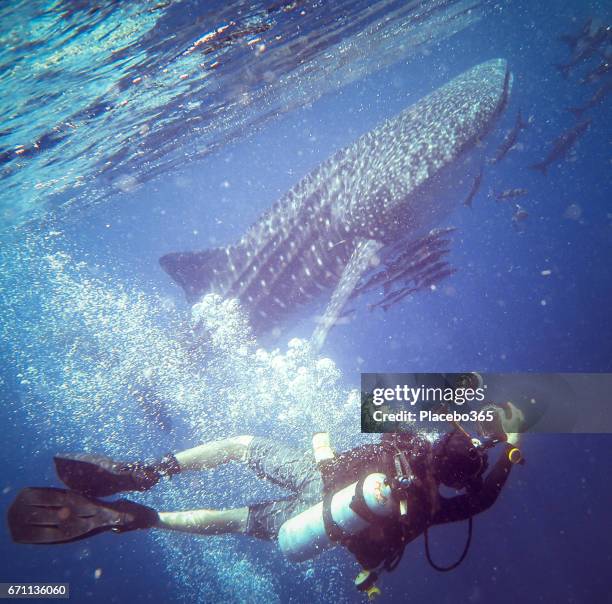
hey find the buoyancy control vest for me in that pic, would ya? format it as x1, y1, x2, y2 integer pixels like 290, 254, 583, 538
277, 433, 436, 567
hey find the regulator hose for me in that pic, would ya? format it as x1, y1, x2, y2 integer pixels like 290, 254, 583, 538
424, 516, 473, 572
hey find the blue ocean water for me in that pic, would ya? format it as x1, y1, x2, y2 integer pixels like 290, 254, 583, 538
1, 0, 611, 602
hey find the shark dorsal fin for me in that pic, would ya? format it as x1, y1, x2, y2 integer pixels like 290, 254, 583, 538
159, 248, 234, 303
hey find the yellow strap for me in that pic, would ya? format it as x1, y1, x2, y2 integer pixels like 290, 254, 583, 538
508, 447, 522, 464
366, 586, 381, 600
312, 432, 334, 462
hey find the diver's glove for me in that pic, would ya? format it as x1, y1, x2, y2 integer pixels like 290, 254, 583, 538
478, 401, 525, 447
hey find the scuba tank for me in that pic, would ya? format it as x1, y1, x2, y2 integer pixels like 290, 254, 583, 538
278, 472, 395, 562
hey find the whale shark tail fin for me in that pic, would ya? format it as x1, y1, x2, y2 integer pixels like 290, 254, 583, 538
159, 248, 231, 303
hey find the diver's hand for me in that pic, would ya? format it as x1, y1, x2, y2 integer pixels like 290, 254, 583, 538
498, 402, 525, 446
479, 402, 525, 446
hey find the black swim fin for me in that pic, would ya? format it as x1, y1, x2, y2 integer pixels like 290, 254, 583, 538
8, 487, 158, 545
53, 453, 163, 497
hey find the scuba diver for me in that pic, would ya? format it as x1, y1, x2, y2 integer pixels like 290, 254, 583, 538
8, 401, 525, 597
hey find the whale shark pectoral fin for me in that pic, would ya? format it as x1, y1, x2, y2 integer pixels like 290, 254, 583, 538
311, 238, 383, 352
159, 248, 231, 304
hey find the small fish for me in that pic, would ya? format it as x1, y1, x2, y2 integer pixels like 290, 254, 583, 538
555, 22, 611, 78
355, 228, 454, 296
368, 287, 413, 312
463, 166, 484, 207
387, 232, 454, 274
567, 80, 612, 118
598, 41, 612, 64
495, 187, 528, 201
383, 255, 450, 295
367, 264, 456, 312
380, 287, 419, 311
512, 204, 529, 231
353, 268, 391, 297
491, 109, 530, 164
580, 59, 612, 84
415, 260, 451, 286
418, 266, 457, 289
529, 119, 591, 175
558, 18, 597, 50
147, 1, 171, 13
373, 262, 456, 312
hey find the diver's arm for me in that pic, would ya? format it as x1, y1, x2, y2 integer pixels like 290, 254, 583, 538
432, 444, 515, 524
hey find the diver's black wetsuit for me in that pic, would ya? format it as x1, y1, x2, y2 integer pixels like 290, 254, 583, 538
245, 435, 514, 569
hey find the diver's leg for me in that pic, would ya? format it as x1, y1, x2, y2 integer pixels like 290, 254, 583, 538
173, 436, 318, 495
156, 498, 307, 539
156, 507, 249, 535
54, 436, 255, 497
245, 438, 318, 493
173, 435, 254, 472
8, 488, 248, 543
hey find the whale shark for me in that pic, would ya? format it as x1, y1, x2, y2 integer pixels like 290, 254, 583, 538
160, 59, 511, 349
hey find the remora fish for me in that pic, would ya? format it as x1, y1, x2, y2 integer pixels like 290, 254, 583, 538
384, 227, 455, 275
559, 17, 602, 51
512, 204, 529, 232
463, 166, 484, 207
491, 109, 530, 164
555, 23, 611, 78
160, 59, 511, 349
495, 188, 528, 201
352, 228, 454, 298
529, 119, 591, 175
371, 265, 457, 313
350, 229, 453, 299
580, 59, 612, 85
382, 251, 451, 295
568, 80, 612, 118
369, 287, 418, 312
